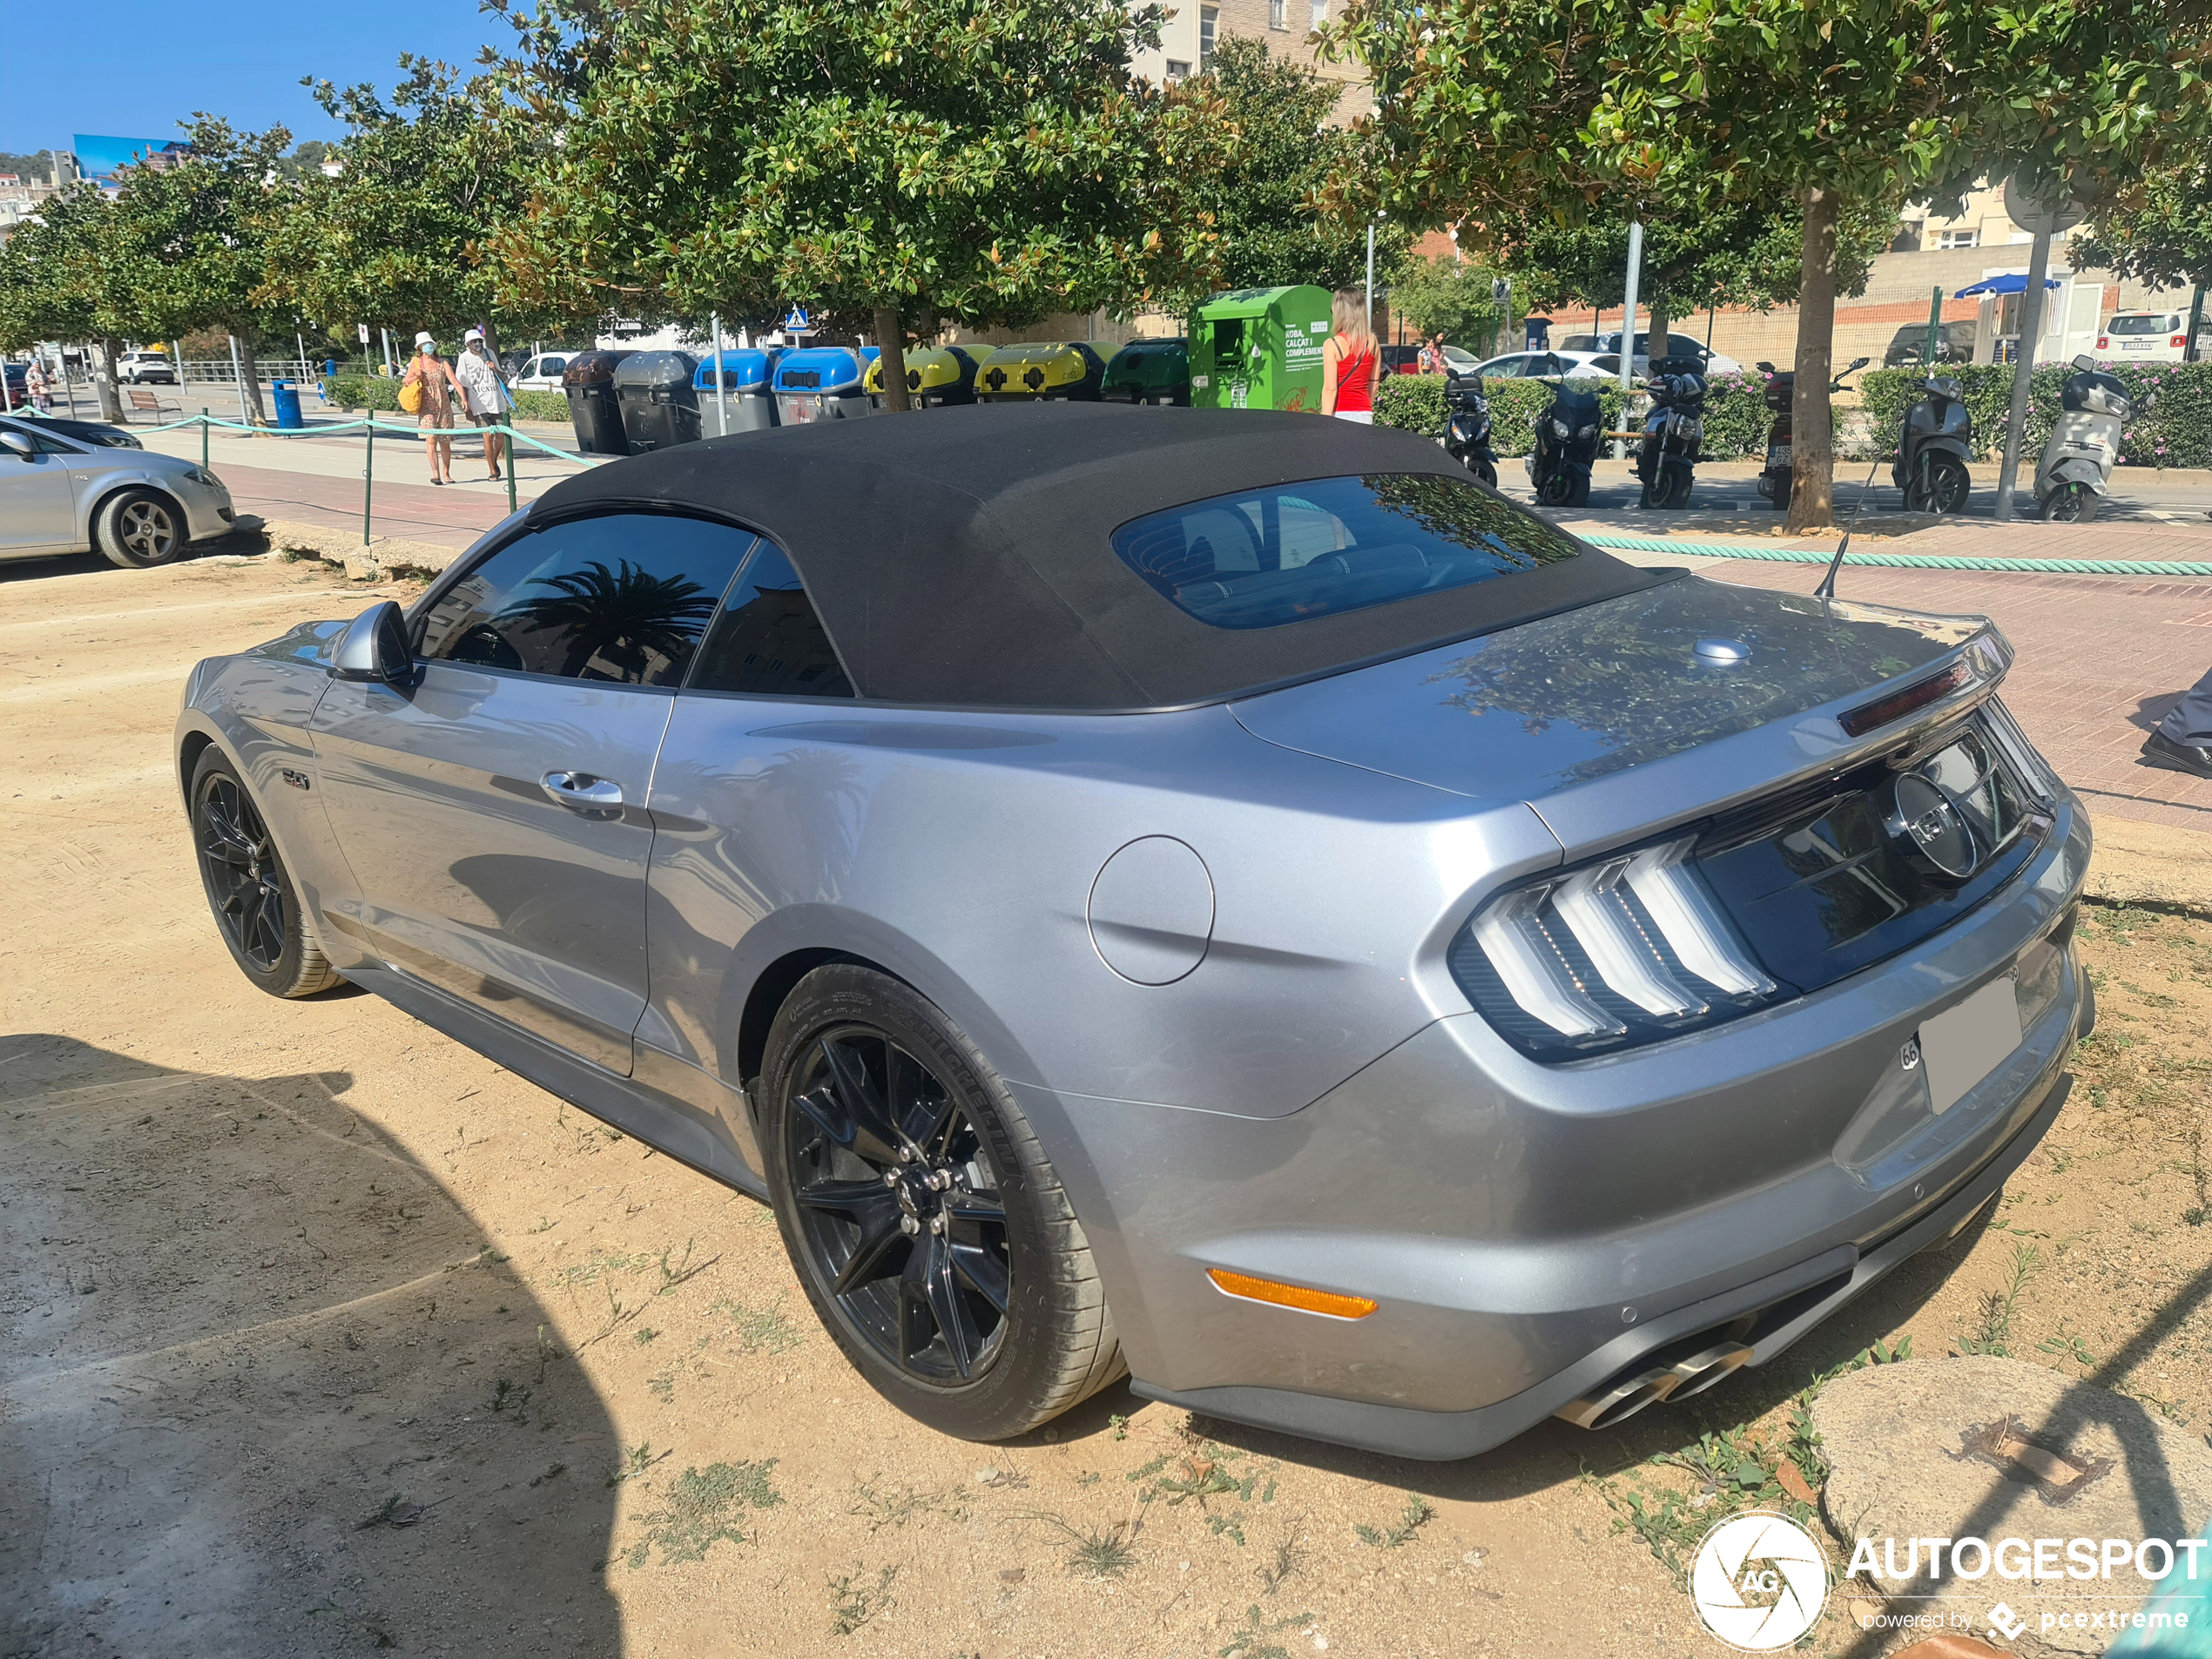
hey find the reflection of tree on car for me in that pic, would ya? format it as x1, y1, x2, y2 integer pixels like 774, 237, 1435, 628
494, 559, 719, 682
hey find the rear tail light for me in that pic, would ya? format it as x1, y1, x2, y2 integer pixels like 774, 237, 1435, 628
2174, 335, 2188, 349
2097, 336, 2108, 349
1453, 834, 1782, 1057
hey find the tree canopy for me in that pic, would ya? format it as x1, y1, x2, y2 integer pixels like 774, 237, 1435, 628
485, 0, 1231, 404
2073, 145, 2212, 298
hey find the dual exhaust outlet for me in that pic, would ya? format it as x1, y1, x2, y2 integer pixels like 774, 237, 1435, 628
1554, 1334, 1756, 1432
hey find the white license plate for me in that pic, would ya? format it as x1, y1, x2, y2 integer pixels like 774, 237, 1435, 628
1768, 444, 1791, 467
2123, 341, 2153, 350
1919, 976, 2023, 1115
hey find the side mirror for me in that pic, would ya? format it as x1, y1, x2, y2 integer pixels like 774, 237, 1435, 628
1849, 356, 1870, 371
2073, 353, 2096, 371
0, 430, 32, 459
1755, 361, 1775, 375
332, 600, 415, 687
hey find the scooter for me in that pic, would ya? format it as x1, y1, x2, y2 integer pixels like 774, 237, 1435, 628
2034, 354, 2145, 523
1635, 356, 1707, 509
1754, 355, 1867, 512
1444, 370, 1498, 488
1526, 376, 1603, 508
1892, 375, 1973, 515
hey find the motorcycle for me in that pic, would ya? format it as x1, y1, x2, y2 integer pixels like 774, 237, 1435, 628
1754, 355, 1867, 512
2034, 354, 2146, 523
1892, 374, 1973, 515
1635, 356, 1707, 509
1526, 376, 1603, 508
1444, 370, 1498, 488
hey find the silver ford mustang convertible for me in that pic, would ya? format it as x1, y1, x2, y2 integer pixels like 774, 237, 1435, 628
177, 404, 2089, 1459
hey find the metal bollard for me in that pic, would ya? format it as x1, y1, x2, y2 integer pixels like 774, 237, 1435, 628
201, 409, 210, 470
363, 422, 374, 547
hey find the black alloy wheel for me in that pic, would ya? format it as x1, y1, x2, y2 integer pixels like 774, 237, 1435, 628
784, 1025, 1011, 1384
2041, 481, 2101, 523
189, 750, 341, 997
1908, 454, 1972, 516
759, 965, 1125, 1440
1537, 467, 1577, 507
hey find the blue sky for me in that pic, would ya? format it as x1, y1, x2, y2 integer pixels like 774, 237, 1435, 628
3, 1, 506, 157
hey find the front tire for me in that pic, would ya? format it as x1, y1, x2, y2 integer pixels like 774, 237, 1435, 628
1468, 456, 1497, 489
95, 487, 186, 569
2041, 482, 2100, 522
760, 965, 1124, 1440
190, 749, 341, 997
1905, 455, 1971, 516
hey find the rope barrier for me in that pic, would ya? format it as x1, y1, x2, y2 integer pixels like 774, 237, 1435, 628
1581, 531, 2212, 579
102, 408, 598, 465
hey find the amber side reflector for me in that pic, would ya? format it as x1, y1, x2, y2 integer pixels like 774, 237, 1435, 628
1206, 1269, 1378, 1320
1838, 658, 1973, 737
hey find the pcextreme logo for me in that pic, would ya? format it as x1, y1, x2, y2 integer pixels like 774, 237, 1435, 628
1689, 1510, 1833, 1651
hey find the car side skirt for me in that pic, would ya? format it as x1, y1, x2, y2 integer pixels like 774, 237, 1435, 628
1129, 1066, 2070, 1462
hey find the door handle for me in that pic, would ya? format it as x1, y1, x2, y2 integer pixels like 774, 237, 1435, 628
540, 770, 624, 810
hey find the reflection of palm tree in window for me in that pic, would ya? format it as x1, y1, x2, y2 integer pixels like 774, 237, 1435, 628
496, 560, 718, 683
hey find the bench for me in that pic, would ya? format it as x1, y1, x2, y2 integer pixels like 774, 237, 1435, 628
126, 387, 181, 421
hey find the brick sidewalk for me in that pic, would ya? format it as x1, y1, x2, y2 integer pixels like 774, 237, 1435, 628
215, 460, 527, 550
1707, 560, 2212, 831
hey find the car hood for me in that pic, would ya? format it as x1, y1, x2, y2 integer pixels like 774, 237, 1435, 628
1230, 577, 1985, 810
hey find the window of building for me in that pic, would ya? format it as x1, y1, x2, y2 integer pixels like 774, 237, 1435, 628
1311, 0, 1327, 25
1935, 228, 1980, 250
1269, 0, 1286, 29
1165, 58, 1190, 79
1199, 6, 1217, 63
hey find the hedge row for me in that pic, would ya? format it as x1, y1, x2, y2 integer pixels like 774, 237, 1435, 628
1373, 371, 1776, 459
1858, 361, 2211, 469
324, 374, 570, 425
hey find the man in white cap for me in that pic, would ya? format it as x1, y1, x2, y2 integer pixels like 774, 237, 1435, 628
455, 327, 512, 481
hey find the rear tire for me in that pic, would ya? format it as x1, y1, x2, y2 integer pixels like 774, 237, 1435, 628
761, 964, 1124, 1440
189, 748, 341, 998
95, 487, 187, 569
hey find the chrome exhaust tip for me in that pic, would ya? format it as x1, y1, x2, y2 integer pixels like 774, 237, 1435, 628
1554, 1339, 1754, 1430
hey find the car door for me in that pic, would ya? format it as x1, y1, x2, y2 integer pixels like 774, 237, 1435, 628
0, 421, 82, 550
309, 509, 756, 1073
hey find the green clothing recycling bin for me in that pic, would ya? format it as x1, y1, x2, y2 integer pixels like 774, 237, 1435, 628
1103, 339, 1190, 405
1188, 286, 1331, 414
864, 345, 980, 408
974, 342, 1105, 401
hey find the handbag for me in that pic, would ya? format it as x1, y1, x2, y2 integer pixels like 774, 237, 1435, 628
398, 376, 423, 415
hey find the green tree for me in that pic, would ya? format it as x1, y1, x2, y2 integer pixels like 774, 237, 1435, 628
260, 57, 582, 360
486, 0, 1229, 409
2074, 146, 2212, 360
104, 118, 300, 423
1386, 253, 1502, 351
0, 184, 151, 419
1323, 0, 2212, 528
1169, 37, 1406, 311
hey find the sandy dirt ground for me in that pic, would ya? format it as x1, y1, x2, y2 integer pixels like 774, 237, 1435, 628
3, 550, 2207, 1659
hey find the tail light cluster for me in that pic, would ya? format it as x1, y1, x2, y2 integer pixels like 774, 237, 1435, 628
1449, 836, 1784, 1060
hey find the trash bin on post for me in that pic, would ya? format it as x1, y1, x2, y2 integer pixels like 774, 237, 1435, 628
614, 351, 701, 453
693, 349, 781, 434
1103, 339, 1190, 405
1187, 287, 1331, 413
270, 380, 304, 429
864, 345, 980, 408
974, 342, 1107, 401
562, 349, 636, 455
772, 347, 876, 424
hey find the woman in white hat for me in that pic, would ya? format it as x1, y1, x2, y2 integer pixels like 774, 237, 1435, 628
401, 332, 464, 484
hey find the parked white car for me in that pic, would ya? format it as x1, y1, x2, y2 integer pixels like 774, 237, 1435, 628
1559, 332, 1746, 376
1466, 349, 1620, 381
2095, 311, 2202, 364
116, 351, 178, 386
509, 353, 573, 394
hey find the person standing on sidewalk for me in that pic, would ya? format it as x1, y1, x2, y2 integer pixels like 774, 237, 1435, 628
455, 327, 512, 481
1321, 291, 1379, 422
2143, 666, 2212, 779
401, 332, 463, 485
24, 356, 52, 413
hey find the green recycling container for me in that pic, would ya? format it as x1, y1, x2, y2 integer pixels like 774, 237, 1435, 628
1188, 286, 1331, 414
1103, 338, 1190, 405
864, 345, 980, 407
974, 341, 1106, 401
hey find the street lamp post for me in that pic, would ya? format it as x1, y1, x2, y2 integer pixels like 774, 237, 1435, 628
1615, 221, 1643, 460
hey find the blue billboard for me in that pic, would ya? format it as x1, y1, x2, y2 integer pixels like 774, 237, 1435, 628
72, 134, 193, 186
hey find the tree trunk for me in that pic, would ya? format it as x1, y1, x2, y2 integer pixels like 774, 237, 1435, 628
94, 336, 124, 423
873, 307, 911, 413
1786, 187, 1841, 532
234, 334, 270, 426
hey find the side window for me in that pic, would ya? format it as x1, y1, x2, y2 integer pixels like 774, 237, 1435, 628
415, 512, 753, 685
686, 540, 854, 698
1484, 357, 1523, 379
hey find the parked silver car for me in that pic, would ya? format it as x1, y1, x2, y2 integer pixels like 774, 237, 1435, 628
175, 405, 2089, 1459
1, 415, 235, 566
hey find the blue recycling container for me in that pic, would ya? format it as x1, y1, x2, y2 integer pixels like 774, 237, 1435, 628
772, 347, 879, 425
692, 348, 781, 434
270, 380, 303, 429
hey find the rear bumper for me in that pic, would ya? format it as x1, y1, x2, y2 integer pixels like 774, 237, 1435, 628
1030, 802, 2089, 1461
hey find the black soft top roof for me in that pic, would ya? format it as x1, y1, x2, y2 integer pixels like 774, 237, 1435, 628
533, 401, 1664, 710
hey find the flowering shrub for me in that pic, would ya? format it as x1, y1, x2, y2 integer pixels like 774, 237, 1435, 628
1859, 362, 2210, 469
